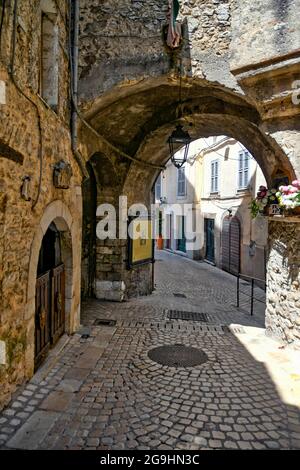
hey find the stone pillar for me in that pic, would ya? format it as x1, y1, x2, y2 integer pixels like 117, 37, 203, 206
95, 238, 126, 302
266, 218, 300, 347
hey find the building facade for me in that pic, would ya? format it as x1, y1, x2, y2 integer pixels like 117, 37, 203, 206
200, 136, 268, 281
155, 136, 268, 281
154, 140, 203, 259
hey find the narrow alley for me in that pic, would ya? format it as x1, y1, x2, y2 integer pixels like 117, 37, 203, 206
1, 252, 299, 451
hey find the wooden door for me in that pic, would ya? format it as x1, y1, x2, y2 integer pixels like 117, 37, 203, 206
35, 271, 51, 370
222, 216, 240, 275
51, 264, 65, 345
177, 216, 186, 252
35, 264, 65, 371
205, 218, 215, 263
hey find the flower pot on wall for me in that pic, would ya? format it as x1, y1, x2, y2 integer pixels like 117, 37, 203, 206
284, 206, 300, 217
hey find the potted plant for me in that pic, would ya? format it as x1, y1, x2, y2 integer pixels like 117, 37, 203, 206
276, 180, 300, 215
250, 185, 279, 218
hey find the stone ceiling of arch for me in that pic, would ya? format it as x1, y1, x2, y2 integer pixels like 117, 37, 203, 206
87, 81, 260, 157
121, 113, 295, 198
82, 80, 295, 192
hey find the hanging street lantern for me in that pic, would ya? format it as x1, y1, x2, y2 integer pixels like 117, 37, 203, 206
167, 123, 192, 169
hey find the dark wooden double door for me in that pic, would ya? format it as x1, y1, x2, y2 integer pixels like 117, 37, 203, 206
205, 218, 215, 263
35, 223, 65, 370
35, 265, 65, 370
222, 216, 241, 275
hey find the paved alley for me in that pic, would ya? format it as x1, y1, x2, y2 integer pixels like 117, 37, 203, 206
0, 251, 300, 450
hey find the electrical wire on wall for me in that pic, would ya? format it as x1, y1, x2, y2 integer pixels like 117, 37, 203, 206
0, 0, 6, 56
9, 0, 43, 211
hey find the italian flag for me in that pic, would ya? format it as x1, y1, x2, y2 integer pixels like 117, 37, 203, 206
167, 0, 181, 48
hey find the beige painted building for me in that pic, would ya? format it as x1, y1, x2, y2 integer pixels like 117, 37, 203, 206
154, 140, 203, 259
199, 136, 268, 281
155, 136, 268, 281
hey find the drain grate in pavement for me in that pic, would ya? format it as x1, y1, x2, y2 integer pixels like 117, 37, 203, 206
93, 319, 116, 326
173, 293, 187, 298
230, 325, 246, 334
167, 310, 209, 322
148, 344, 208, 367
118, 319, 229, 334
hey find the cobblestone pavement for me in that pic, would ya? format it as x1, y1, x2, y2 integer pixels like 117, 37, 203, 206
82, 250, 266, 328
1, 251, 300, 450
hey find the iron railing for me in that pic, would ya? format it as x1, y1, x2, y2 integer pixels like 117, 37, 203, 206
236, 273, 266, 316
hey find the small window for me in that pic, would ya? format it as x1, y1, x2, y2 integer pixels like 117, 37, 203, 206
155, 173, 162, 200
40, 2, 59, 109
211, 160, 219, 193
238, 150, 250, 189
177, 167, 186, 197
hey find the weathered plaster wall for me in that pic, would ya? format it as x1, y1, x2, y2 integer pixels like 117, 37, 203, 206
266, 219, 300, 347
0, 1, 82, 409
230, 0, 300, 70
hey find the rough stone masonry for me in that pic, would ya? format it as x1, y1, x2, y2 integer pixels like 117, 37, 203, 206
0, 0, 300, 412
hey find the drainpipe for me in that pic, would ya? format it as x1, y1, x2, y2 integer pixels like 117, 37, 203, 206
70, 0, 88, 180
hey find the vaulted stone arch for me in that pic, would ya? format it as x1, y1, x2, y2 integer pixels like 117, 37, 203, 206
79, 71, 300, 346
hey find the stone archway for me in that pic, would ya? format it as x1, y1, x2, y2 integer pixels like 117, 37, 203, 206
24, 200, 81, 378
79, 74, 300, 346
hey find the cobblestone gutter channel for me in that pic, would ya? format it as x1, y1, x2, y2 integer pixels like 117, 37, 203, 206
0, 319, 299, 450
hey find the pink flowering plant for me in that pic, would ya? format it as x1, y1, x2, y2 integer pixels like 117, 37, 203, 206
276, 180, 300, 210
250, 185, 278, 218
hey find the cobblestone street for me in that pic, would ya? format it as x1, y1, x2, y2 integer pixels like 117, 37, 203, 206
1, 251, 300, 450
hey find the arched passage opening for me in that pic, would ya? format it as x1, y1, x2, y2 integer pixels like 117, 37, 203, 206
80, 77, 299, 345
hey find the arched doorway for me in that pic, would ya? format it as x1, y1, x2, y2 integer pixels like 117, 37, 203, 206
35, 223, 65, 370
221, 216, 241, 275
25, 201, 81, 379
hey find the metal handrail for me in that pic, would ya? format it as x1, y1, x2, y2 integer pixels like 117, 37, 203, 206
236, 273, 266, 316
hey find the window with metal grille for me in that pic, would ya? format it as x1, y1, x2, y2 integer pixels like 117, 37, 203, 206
211, 160, 219, 193
177, 167, 186, 197
238, 150, 250, 189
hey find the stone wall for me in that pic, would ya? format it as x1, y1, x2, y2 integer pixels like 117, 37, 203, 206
266, 219, 300, 347
78, 0, 300, 104
0, 1, 82, 409
230, 0, 300, 70
78, 0, 235, 103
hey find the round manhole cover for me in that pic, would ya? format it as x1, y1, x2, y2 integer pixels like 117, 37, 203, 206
148, 344, 208, 368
